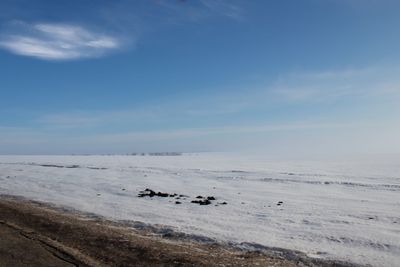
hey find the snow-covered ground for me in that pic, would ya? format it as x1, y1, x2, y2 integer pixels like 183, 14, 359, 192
0, 154, 399, 266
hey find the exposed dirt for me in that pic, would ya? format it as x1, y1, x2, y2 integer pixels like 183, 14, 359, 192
0, 222, 75, 267
0, 197, 300, 267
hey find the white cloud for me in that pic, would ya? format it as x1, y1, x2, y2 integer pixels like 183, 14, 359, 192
0, 22, 122, 60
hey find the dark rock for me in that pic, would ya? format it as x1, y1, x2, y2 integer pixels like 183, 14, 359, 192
138, 189, 156, 197
138, 188, 221, 207
219, 202, 227, 205
88, 167, 107, 170
199, 200, 211, 205
157, 192, 169, 197
138, 188, 174, 198
40, 164, 64, 168
66, 165, 80, 168
191, 199, 212, 205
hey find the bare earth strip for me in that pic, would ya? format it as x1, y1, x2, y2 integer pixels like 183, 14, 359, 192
0, 196, 360, 267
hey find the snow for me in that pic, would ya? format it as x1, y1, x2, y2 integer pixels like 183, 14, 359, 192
0, 153, 399, 266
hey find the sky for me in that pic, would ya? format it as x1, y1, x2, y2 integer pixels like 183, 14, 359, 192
0, 0, 400, 156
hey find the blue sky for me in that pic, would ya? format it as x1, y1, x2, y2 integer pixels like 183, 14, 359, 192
1, 0, 400, 155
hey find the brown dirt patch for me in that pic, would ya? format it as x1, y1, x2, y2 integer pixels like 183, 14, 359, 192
0, 198, 299, 267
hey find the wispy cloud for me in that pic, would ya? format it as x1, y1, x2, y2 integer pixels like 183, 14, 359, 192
270, 66, 400, 103
91, 122, 348, 141
4, 120, 399, 155
153, 0, 243, 22
0, 22, 123, 60
0, 121, 351, 154
199, 0, 243, 20
34, 108, 162, 129
30, 65, 400, 131
0, 1, 243, 60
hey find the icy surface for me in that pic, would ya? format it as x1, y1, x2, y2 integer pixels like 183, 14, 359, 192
0, 154, 399, 266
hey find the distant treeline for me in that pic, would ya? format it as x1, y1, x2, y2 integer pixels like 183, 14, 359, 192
70, 152, 183, 156
129, 152, 182, 156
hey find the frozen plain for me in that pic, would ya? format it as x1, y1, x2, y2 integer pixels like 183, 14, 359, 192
0, 154, 399, 266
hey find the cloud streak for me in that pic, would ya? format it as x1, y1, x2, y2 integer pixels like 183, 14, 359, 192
269, 66, 400, 103
3, 120, 399, 156
0, 22, 122, 60
29, 65, 400, 131
199, 0, 243, 20
0, 121, 351, 154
